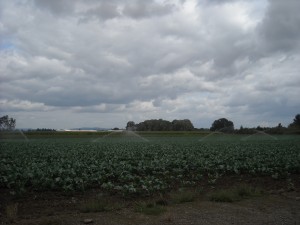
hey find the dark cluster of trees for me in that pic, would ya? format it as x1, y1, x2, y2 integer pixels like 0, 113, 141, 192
31, 128, 56, 132
126, 114, 300, 134
126, 119, 194, 131
217, 114, 300, 134
127, 118, 234, 133
0, 115, 16, 131
289, 114, 300, 128
210, 118, 234, 132
237, 124, 285, 135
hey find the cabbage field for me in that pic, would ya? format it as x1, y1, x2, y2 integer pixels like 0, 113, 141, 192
1, 135, 300, 196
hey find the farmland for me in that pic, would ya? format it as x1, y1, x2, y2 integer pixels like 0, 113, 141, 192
1, 132, 300, 196
1, 132, 300, 225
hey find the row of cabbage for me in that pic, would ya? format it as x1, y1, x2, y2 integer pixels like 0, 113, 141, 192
0, 139, 299, 196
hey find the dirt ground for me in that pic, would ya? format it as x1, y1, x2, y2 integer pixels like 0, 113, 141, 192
1, 177, 299, 225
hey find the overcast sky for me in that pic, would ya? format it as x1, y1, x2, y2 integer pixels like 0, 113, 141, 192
0, 0, 299, 129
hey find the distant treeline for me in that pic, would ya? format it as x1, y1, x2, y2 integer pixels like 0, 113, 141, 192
236, 125, 300, 135
126, 114, 300, 134
1, 114, 299, 135
27, 128, 57, 132
126, 119, 194, 131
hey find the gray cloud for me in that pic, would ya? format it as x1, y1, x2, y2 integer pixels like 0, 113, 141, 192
79, 2, 121, 22
0, 0, 299, 129
33, 0, 77, 16
78, 0, 176, 22
258, 0, 300, 53
122, 1, 175, 18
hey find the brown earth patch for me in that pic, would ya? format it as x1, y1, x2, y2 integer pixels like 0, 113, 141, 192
1, 176, 299, 225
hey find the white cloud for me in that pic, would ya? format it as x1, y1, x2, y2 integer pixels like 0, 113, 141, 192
0, 99, 54, 112
0, 0, 299, 129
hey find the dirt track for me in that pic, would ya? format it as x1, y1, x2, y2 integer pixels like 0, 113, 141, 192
1, 176, 299, 225
1, 191, 299, 225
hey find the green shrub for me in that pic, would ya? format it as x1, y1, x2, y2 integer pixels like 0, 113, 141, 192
170, 189, 198, 204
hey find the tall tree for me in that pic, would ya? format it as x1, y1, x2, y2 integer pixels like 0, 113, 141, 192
136, 119, 172, 131
210, 118, 234, 132
172, 119, 194, 131
0, 115, 16, 130
126, 121, 136, 131
289, 114, 300, 128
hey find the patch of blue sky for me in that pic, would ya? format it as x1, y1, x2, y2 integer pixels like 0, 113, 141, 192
0, 41, 16, 51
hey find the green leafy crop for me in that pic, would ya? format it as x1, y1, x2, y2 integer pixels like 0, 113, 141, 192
0, 137, 299, 196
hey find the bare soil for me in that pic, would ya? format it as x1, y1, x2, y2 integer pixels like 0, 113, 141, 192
1, 176, 299, 225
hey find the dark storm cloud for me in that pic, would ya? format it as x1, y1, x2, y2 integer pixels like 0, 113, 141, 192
258, 0, 300, 53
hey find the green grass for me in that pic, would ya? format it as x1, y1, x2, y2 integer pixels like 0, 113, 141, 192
235, 184, 264, 197
134, 201, 167, 215
209, 185, 264, 202
209, 190, 239, 202
5, 203, 18, 223
80, 198, 121, 213
37, 218, 63, 225
170, 189, 198, 204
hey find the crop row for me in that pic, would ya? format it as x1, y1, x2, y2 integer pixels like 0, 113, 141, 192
0, 139, 299, 196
